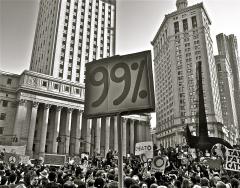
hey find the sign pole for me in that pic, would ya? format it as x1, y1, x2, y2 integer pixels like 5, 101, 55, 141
117, 114, 123, 188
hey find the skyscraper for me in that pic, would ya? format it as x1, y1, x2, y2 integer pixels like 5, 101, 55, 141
152, 0, 223, 148
215, 55, 238, 145
30, 0, 116, 83
216, 34, 240, 139
215, 33, 240, 144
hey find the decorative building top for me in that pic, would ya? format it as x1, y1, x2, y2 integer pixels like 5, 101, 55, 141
176, 0, 188, 10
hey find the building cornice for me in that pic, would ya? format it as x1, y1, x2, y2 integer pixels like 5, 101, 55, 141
0, 70, 20, 78
22, 70, 85, 88
151, 2, 211, 45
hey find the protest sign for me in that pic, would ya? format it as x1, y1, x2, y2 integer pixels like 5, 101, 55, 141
151, 156, 167, 173
44, 154, 66, 166
203, 158, 222, 170
135, 141, 153, 159
0, 145, 26, 155
225, 148, 240, 172
4, 153, 20, 164
19, 155, 30, 165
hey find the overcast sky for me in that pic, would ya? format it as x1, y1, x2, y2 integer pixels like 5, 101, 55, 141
1, 0, 240, 127
1, 0, 240, 74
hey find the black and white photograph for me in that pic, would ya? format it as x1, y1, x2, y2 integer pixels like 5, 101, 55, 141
0, 0, 240, 187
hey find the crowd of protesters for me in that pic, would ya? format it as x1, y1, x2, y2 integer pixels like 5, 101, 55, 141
0, 145, 240, 188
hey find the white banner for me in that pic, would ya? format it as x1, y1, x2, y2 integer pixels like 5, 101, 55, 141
19, 155, 30, 165
135, 141, 153, 159
225, 148, 240, 172
0, 145, 26, 155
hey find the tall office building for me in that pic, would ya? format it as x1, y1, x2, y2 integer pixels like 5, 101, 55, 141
0, 0, 152, 157
30, 0, 116, 83
215, 54, 238, 145
216, 34, 240, 140
152, 0, 223, 147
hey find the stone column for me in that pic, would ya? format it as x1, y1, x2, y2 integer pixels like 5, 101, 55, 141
142, 122, 146, 141
85, 119, 92, 154
95, 118, 101, 155
130, 119, 135, 154
52, 106, 62, 154
146, 124, 151, 141
65, 108, 73, 154
122, 118, 127, 157
13, 99, 27, 143
114, 116, 118, 152
26, 101, 39, 156
136, 121, 143, 143
105, 117, 110, 156
39, 104, 51, 157
75, 109, 83, 155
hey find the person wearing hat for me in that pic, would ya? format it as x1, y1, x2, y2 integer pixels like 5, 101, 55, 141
216, 181, 227, 188
40, 169, 48, 179
39, 169, 49, 187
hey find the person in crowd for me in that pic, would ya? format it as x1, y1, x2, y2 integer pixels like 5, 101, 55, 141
8, 173, 18, 188
0, 144, 240, 188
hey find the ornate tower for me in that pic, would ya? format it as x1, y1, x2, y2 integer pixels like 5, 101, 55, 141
176, 0, 188, 10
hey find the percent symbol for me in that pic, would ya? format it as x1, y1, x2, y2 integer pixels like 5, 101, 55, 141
131, 60, 148, 103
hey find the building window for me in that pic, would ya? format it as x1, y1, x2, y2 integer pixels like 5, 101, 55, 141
217, 64, 221, 72
7, 78, 12, 85
42, 81, 47, 87
54, 84, 59, 90
192, 16, 197, 28
65, 86, 70, 92
183, 19, 188, 31
76, 88, 80, 94
0, 113, 6, 120
0, 127, 3, 134
2, 100, 8, 107
174, 22, 179, 34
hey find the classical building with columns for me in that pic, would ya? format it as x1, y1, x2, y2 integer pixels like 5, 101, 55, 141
0, 0, 152, 158
0, 70, 151, 157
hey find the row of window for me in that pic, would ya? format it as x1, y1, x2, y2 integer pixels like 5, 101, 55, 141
35, 79, 82, 95
174, 16, 198, 34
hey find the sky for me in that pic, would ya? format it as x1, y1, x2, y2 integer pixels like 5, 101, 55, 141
1, 0, 240, 126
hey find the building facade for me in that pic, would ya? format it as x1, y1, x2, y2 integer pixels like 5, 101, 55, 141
214, 55, 239, 145
152, 0, 224, 148
30, 0, 116, 83
0, 0, 152, 157
216, 34, 240, 140
0, 70, 151, 158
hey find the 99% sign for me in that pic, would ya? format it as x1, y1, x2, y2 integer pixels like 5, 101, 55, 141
84, 51, 155, 118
